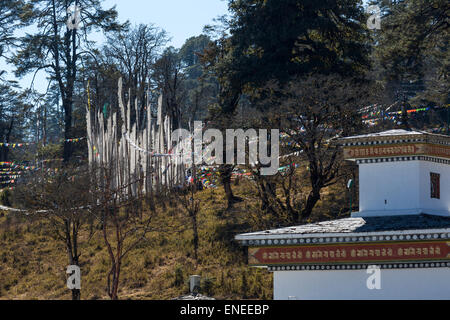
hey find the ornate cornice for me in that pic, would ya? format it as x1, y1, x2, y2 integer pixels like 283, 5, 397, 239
239, 231, 450, 246
355, 156, 450, 165
343, 143, 450, 161
267, 261, 450, 271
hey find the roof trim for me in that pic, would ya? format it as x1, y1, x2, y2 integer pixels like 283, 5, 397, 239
235, 228, 450, 243
340, 129, 450, 141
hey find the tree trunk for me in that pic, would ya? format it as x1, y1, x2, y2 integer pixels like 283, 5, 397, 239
301, 188, 321, 221
257, 179, 271, 211
0, 146, 9, 163
191, 213, 199, 261
401, 104, 411, 131
63, 98, 73, 162
110, 261, 121, 300
65, 220, 81, 300
0, 119, 14, 162
72, 288, 81, 300
220, 165, 241, 209
223, 179, 234, 209
256, 177, 278, 217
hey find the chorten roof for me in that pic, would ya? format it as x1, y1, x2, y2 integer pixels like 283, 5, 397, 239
236, 214, 450, 242
340, 129, 450, 146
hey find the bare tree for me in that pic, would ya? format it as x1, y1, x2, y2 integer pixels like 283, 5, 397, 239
104, 23, 168, 123
174, 184, 200, 261
255, 74, 372, 222
153, 47, 186, 129
89, 163, 156, 300
13, 164, 93, 300
250, 159, 304, 225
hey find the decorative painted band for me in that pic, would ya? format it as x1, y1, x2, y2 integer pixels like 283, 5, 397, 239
343, 143, 450, 160
266, 261, 450, 272
343, 139, 425, 147
355, 156, 450, 165
248, 241, 450, 267
240, 232, 450, 246
341, 137, 450, 147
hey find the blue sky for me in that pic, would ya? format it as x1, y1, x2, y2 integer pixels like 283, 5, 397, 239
104, 0, 229, 48
1, 0, 229, 92
3, 0, 372, 93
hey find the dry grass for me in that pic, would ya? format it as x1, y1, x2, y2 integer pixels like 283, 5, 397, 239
0, 167, 351, 300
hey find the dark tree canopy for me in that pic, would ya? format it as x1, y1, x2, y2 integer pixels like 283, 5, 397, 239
228, 0, 371, 86
11, 0, 121, 161
372, 0, 449, 106
203, 0, 372, 116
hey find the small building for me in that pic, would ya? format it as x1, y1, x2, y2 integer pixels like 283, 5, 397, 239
236, 130, 450, 300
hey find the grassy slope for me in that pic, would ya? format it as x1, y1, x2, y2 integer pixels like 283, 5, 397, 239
0, 171, 350, 300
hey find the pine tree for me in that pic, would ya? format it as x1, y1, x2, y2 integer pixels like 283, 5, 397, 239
11, 0, 122, 162
372, 0, 449, 107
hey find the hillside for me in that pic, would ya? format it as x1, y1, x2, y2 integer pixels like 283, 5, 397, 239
0, 170, 351, 300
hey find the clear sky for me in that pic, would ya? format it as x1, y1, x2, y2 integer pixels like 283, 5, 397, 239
103, 0, 229, 48
1, 0, 229, 93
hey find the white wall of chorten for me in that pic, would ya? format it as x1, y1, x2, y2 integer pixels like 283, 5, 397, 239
357, 160, 449, 217
274, 268, 450, 300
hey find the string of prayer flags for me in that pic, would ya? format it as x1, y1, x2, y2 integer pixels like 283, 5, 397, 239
0, 137, 86, 148
360, 104, 450, 122
65, 137, 86, 143
0, 175, 21, 179
0, 162, 37, 171
40, 159, 64, 163
124, 133, 177, 157
0, 143, 32, 148
1, 179, 16, 185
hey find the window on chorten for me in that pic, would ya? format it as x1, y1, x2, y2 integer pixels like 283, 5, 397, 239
430, 173, 440, 199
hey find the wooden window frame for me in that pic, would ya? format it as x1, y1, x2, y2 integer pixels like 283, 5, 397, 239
430, 172, 440, 199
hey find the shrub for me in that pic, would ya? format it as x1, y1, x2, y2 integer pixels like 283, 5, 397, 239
241, 272, 248, 299
0, 189, 12, 207
201, 277, 215, 297
174, 266, 184, 287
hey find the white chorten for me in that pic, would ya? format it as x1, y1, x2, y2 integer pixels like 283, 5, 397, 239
236, 129, 450, 300
340, 129, 450, 217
